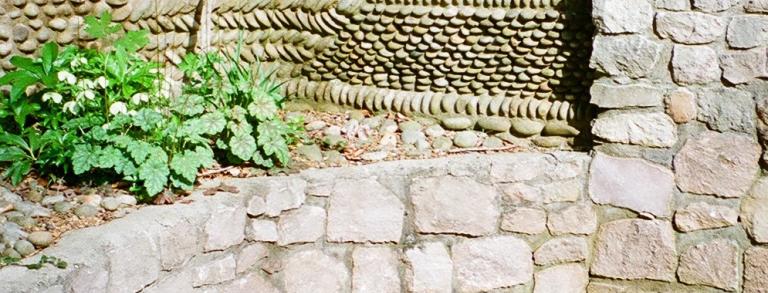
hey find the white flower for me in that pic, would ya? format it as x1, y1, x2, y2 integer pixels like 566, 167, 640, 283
127, 110, 137, 116
77, 79, 96, 90
57, 71, 76, 85
70, 57, 87, 68
63, 101, 78, 114
131, 93, 149, 105
95, 76, 108, 89
109, 102, 128, 116
76, 90, 95, 100
42, 92, 63, 103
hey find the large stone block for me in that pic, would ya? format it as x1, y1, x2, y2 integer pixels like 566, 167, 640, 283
746, 0, 768, 12
190, 253, 237, 287
672, 45, 722, 85
404, 242, 453, 293
590, 83, 665, 108
591, 219, 677, 281
327, 179, 404, 243
500, 207, 547, 235
282, 249, 350, 293
533, 264, 589, 293
452, 236, 533, 292
593, 0, 653, 33
674, 131, 761, 198
677, 239, 739, 291
742, 177, 768, 243
352, 247, 401, 293
277, 205, 325, 246
727, 16, 768, 49
547, 204, 598, 235
693, 0, 741, 11
674, 202, 738, 232
589, 153, 674, 217
665, 87, 697, 123
745, 246, 768, 292
655, 12, 725, 44
592, 112, 677, 147
591, 35, 662, 79
411, 176, 499, 236
720, 49, 768, 85
204, 203, 246, 251
656, 0, 691, 10
534, 236, 589, 266
697, 88, 756, 134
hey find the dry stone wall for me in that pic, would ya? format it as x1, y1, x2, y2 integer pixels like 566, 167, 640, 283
0, 0, 597, 140
2, 152, 768, 292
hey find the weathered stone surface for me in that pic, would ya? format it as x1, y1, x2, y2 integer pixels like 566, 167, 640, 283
744, 246, 768, 292
246, 195, 265, 216
720, 49, 768, 85
283, 250, 349, 293
191, 253, 237, 287
591, 35, 662, 79
411, 176, 499, 236
203, 273, 280, 293
547, 204, 597, 235
591, 219, 677, 281
327, 179, 404, 243
534, 236, 589, 266
674, 202, 738, 232
405, 242, 453, 293
746, 0, 768, 12
352, 247, 400, 293
592, 112, 677, 147
665, 88, 697, 123
236, 243, 268, 274
672, 45, 721, 85
674, 131, 761, 198
742, 177, 768, 243
452, 236, 533, 292
727, 16, 768, 49
277, 205, 325, 246
500, 207, 547, 234
204, 203, 246, 251
158, 215, 200, 270
656, 0, 691, 10
533, 264, 589, 293
655, 12, 725, 44
590, 83, 664, 108
245, 219, 278, 242
593, 0, 653, 33
261, 178, 307, 217
678, 239, 739, 291
693, 0, 740, 11
697, 88, 756, 133
589, 153, 674, 217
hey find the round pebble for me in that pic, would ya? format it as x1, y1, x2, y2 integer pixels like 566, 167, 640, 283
13, 239, 34, 256
74, 204, 99, 218
53, 201, 74, 213
425, 125, 446, 137
380, 120, 398, 133
41, 195, 65, 206
361, 151, 388, 161
2, 248, 20, 258
323, 151, 347, 165
432, 137, 453, 151
101, 197, 121, 211
27, 231, 53, 248
323, 125, 342, 136
297, 144, 323, 162
305, 120, 327, 131
115, 195, 137, 206
441, 117, 474, 130
401, 130, 425, 145
482, 136, 505, 148
398, 121, 422, 132
453, 131, 480, 148
9, 215, 35, 229
477, 117, 512, 132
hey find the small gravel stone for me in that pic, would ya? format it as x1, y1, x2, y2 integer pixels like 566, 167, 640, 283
323, 151, 347, 164
453, 131, 479, 148
381, 120, 398, 133
305, 120, 327, 131
322, 134, 346, 150
399, 121, 422, 132
41, 195, 65, 206
9, 215, 35, 229
402, 130, 425, 145
78, 194, 102, 207
116, 195, 137, 206
348, 110, 365, 121
442, 117, 474, 130
361, 117, 383, 129
361, 151, 388, 161
2, 248, 20, 258
74, 204, 99, 218
27, 231, 53, 248
424, 125, 446, 137
13, 239, 34, 256
482, 137, 504, 148
101, 197, 121, 211
297, 144, 323, 162
432, 137, 453, 151
53, 201, 74, 213
323, 125, 342, 136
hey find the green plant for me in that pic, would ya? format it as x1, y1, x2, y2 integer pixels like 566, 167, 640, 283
1, 255, 68, 270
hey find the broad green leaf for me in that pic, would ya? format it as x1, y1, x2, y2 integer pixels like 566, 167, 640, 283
132, 109, 163, 131
194, 146, 215, 168
10, 74, 37, 101
182, 111, 226, 136
172, 94, 205, 116
0, 133, 29, 149
96, 146, 123, 169
138, 155, 169, 196
4, 161, 31, 186
9, 56, 42, 78
84, 11, 120, 39
247, 94, 278, 121
170, 175, 194, 190
12, 101, 40, 128
126, 140, 153, 163
114, 30, 149, 52
0, 146, 27, 162
170, 151, 199, 182
40, 43, 58, 75
72, 144, 100, 175
229, 133, 256, 161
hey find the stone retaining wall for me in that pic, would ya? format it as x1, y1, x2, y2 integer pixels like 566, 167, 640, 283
2, 152, 768, 292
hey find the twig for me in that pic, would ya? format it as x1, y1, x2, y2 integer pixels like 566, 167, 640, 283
446, 146, 517, 153
198, 166, 234, 177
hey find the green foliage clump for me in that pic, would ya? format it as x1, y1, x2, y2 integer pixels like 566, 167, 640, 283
0, 12, 302, 200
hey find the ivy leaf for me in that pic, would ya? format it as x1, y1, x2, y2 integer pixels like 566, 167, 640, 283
247, 94, 278, 122
132, 109, 163, 131
193, 146, 215, 169
170, 151, 198, 182
138, 152, 169, 196
125, 140, 153, 163
114, 30, 149, 52
183, 111, 226, 136
96, 146, 123, 169
229, 133, 256, 161
172, 94, 205, 116
84, 11, 120, 39
72, 144, 100, 175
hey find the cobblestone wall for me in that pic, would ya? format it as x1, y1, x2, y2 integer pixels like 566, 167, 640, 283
0, 0, 596, 140
2, 153, 768, 292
